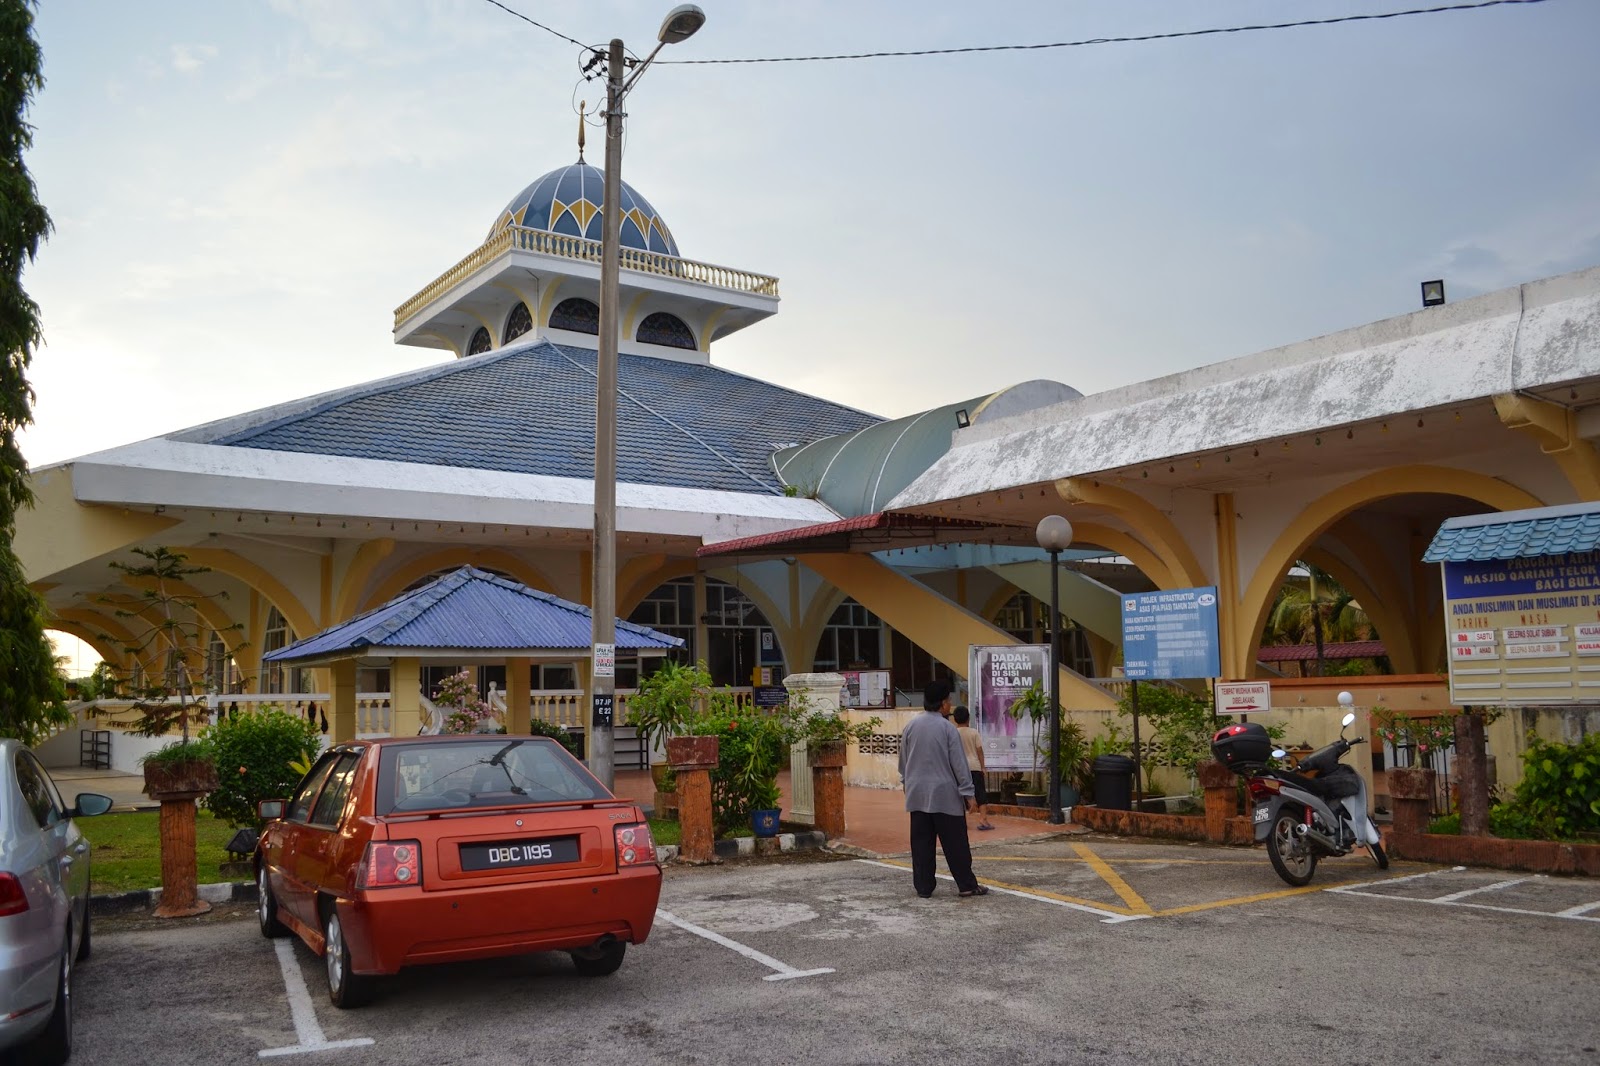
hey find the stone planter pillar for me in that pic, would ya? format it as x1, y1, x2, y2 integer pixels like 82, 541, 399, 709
810, 740, 848, 839
1386, 766, 1436, 837
143, 758, 220, 918
783, 672, 845, 824
666, 736, 719, 864
1196, 759, 1237, 844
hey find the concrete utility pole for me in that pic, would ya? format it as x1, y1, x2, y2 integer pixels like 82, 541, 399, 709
590, 36, 625, 789
589, 7, 706, 789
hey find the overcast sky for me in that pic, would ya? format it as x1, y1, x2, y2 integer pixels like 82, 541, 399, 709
17, 0, 1600, 469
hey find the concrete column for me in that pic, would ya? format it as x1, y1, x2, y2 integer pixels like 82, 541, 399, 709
784, 671, 845, 824
505, 657, 532, 734
667, 736, 719, 864
391, 657, 423, 737
330, 658, 357, 742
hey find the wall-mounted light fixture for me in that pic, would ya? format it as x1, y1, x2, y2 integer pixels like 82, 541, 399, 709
955, 409, 970, 429
1420, 279, 1445, 307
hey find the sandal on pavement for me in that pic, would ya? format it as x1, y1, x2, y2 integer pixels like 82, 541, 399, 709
959, 886, 990, 897
976, 823, 995, 830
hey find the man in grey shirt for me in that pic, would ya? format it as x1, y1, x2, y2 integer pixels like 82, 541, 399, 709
898, 680, 987, 898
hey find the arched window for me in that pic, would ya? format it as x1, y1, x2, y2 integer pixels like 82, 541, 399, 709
636, 311, 695, 350
466, 326, 492, 355
994, 591, 1095, 677
549, 297, 599, 335
260, 607, 311, 695
626, 576, 780, 688
503, 302, 533, 343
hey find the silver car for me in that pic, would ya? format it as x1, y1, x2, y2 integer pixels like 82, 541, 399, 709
0, 739, 112, 1065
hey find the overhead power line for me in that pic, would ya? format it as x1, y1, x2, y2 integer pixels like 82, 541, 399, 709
656, 0, 1552, 66
477, 0, 585, 49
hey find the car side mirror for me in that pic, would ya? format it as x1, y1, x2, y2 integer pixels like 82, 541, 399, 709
258, 799, 286, 821
72, 793, 114, 818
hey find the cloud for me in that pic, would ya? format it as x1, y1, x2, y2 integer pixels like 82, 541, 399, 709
171, 43, 219, 74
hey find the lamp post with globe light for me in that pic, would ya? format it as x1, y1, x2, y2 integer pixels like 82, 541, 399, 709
1036, 515, 1073, 825
589, 5, 705, 787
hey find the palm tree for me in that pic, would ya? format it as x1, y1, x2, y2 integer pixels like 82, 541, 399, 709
1263, 563, 1374, 676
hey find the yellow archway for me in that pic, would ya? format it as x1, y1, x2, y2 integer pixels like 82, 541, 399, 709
362, 548, 556, 612
181, 548, 319, 643
1057, 479, 1207, 588
1236, 466, 1543, 678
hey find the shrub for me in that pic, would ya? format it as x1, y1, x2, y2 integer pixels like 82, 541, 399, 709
195, 708, 321, 828
1505, 732, 1600, 840
526, 717, 582, 758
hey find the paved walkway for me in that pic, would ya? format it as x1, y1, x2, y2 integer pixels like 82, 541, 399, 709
47, 767, 157, 812
612, 768, 1080, 857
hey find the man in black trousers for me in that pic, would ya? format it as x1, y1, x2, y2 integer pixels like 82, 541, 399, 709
898, 679, 988, 898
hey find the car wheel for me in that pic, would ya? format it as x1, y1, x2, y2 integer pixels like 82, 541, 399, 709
21, 934, 72, 1066
75, 900, 92, 962
257, 865, 288, 939
570, 940, 627, 977
323, 907, 374, 1008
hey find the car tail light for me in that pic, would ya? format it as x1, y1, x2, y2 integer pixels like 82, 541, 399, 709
359, 840, 422, 889
614, 823, 658, 867
0, 874, 28, 916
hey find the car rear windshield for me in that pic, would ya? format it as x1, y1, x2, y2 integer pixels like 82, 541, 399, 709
377, 738, 614, 814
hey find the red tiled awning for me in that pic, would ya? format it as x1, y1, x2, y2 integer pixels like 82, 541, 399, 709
697, 511, 997, 559
1257, 639, 1387, 662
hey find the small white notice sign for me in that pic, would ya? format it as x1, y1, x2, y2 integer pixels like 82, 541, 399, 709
1215, 680, 1271, 715
593, 643, 616, 678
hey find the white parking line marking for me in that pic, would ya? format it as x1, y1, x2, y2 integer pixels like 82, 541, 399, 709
655, 910, 834, 982
1323, 867, 1463, 898
854, 859, 1147, 924
258, 941, 375, 1058
1429, 877, 1534, 903
1556, 900, 1600, 918
1328, 888, 1600, 923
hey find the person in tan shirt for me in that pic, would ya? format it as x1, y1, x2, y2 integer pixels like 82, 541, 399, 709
953, 706, 994, 831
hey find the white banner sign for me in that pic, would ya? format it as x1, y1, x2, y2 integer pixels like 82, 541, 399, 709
1214, 680, 1271, 715
592, 642, 615, 678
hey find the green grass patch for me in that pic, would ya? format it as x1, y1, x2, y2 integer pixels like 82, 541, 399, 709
78, 810, 241, 894
647, 818, 680, 846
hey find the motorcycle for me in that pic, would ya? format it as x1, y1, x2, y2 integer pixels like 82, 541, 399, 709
1212, 711, 1388, 887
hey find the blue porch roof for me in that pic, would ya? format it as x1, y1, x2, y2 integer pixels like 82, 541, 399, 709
1423, 502, 1600, 562
263, 566, 683, 664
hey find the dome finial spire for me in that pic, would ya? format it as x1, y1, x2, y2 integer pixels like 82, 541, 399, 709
577, 100, 587, 163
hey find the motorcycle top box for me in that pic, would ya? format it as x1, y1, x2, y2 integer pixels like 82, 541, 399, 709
1211, 722, 1272, 770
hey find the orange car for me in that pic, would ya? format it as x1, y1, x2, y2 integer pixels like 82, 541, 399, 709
254, 735, 661, 1007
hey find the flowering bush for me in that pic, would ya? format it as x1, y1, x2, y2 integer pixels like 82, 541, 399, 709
1372, 706, 1456, 767
433, 669, 500, 734
194, 707, 321, 828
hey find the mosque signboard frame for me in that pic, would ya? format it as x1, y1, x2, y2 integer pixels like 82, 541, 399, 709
1440, 550, 1600, 705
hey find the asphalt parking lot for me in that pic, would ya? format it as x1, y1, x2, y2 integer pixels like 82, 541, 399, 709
66, 836, 1600, 1066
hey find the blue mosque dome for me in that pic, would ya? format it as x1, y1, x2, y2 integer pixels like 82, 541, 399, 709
488, 162, 680, 257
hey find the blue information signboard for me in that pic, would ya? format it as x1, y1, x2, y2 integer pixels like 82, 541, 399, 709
1120, 587, 1222, 680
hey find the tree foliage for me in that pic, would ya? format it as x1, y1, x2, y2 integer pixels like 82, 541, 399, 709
0, 0, 65, 747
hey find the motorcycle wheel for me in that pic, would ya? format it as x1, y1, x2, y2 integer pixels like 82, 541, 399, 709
1267, 810, 1318, 887
1369, 841, 1390, 870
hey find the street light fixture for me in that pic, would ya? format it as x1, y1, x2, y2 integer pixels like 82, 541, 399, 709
589, 5, 705, 788
1035, 514, 1073, 825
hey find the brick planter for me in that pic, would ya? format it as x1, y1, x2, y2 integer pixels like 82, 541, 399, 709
665, 735, 719, 772
1386, 766, 1436, 836
665, 736, 718, 864
1073, 804, 1255, 845
809, 740, 848, 769
1387, 832, 1600, 875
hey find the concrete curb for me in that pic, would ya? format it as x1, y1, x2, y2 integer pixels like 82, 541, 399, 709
92, 880, 255, 916
658, 829, 829, 864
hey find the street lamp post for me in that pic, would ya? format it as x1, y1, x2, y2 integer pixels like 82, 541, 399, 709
590, 5, 705, 788
1036, 515, 1073, 826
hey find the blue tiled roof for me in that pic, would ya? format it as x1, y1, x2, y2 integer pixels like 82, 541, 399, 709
1423, 504, 1600, 562
264, 566, 683, 663
209, 340, 880, 495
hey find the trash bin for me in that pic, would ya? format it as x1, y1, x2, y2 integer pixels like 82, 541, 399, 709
1093, 755, 1136, 811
